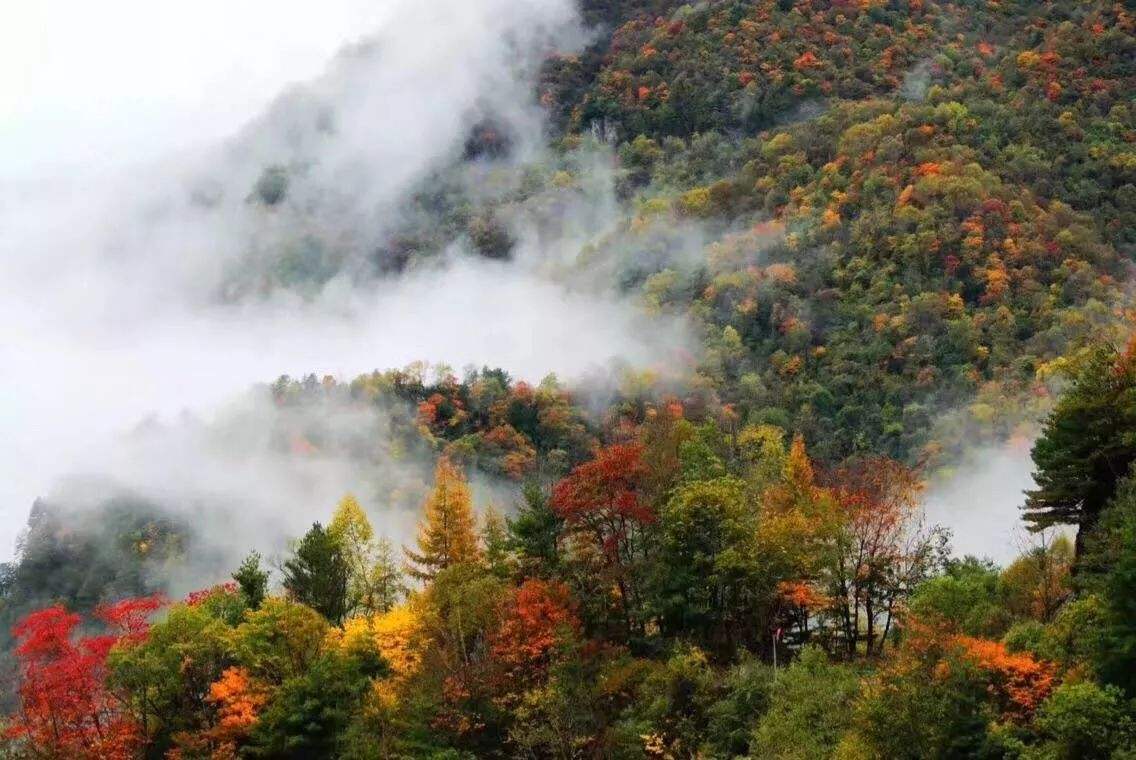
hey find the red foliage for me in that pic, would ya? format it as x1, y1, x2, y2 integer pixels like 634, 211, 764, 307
552, 444, 653, 632
777, 579, 829, 611
289, 434, 317, 456
552, 443, 653, 556
793, 51, 821, 70
955, 636, 1055, 719
489, 580, 580, 701
184, 582, 239, 607
481, 424, 537, 480
97, 594, 166, 643
823, 457, 927, 655
417, 399, 439, 425
5, 596, 165, 758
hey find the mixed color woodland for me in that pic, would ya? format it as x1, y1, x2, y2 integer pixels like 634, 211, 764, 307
4, 0, 1136, 757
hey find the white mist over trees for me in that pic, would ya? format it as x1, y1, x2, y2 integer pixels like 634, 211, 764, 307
0, 0, 692, 560
0, 0, 1070, 573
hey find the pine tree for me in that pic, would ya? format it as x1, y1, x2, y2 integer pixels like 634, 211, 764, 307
282, 523, 350, 624
1025, 342, 1136, 555
405, 459, 481, 581
506, 481, 562, 576
481, 504, 513, 579
1084, 470, 1136, 696
367, 538, 406, 613
782, 433, 818, 506
232, 551, 269, 610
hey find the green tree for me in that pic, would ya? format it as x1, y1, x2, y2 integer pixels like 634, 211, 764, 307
703, 656, 775, 758
625, 646, 719, 757
656, 475, 763, 657
366, 538, 406, 615
1032, 682, 1135, 760
248, 644, 386, 758
850, 650, 993, 760
1025, 344, 1136, 555
329, 494, 404, 615
750, 646, 860, 760
231, 597, 329, 684
233, 551, 269, 610
106, 595, 238, 755
508, 637, 648, 758
418, 562, 509, 748
282, 523, 350, 625
480, 505, 513, 580
1084, 469, 1136, 695
253, 165, 288, 206
908, 557, 1009, 637
507, 482, 562, 577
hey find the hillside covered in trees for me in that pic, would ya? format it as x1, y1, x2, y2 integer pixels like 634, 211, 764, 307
3, 0, 1136, 757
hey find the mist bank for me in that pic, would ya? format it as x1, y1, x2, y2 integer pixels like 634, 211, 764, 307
0, 0, 698, 560
922, 445, 1037, 565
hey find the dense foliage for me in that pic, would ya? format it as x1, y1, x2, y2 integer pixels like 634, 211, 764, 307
362, 0, 1136, 465
5, 0, 1136, 756
6, 384, 1136, 757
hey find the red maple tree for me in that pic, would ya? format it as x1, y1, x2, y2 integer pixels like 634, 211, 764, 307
5, 595, 165, 759
489, 579, 580, 703
552, 442, 652, 552
552, 443, 651, 636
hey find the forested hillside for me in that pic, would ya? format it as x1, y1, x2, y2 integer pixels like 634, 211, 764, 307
3, 0, 1136, 757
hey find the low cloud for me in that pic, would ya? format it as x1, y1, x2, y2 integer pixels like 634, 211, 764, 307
0, 0, 698, 561
922, 444, 1040, 565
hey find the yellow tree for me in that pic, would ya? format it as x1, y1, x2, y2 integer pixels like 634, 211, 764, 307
338, 604, 424, 708
757, 434, 842, 639
329, 494, 404, 616
759, 435, 837, 566
405, 459, 481, 581
333, 604, 425, 754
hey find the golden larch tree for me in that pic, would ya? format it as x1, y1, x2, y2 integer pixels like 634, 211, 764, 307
405, 459, 481, 580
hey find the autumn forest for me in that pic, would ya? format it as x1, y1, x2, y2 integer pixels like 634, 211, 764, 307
3, 0, 1136, 758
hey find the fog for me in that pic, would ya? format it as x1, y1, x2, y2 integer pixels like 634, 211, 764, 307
1, 0, 1043, 575
0, 0, 696, 562
1, 0, 392, 179
923, 444, 1041, 565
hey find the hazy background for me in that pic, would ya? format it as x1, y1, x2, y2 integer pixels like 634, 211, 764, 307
0, 0, 658, 561
1, 0, 394, 180
2, 0, 396, 558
